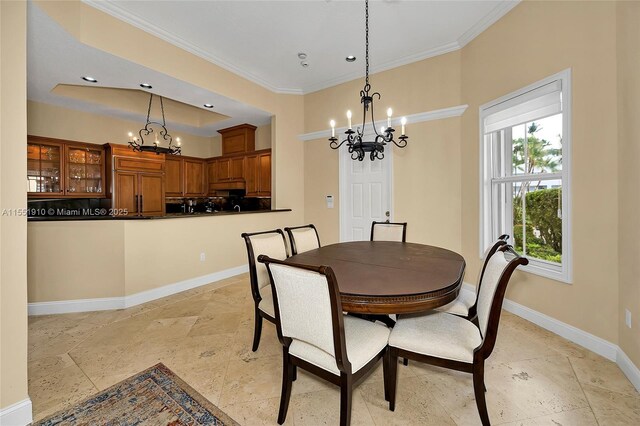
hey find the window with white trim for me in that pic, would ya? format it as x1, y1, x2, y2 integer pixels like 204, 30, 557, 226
480, 70, 571, 283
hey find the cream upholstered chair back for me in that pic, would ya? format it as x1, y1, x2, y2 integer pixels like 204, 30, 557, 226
370, 222, 407, 242
244, 231, 288, 291
475, 235, 509, 296
477, 245, 529, 342
267, 263, 340, 358
286, 225, 321, 255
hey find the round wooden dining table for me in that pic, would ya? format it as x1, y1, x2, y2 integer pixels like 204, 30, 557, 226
285, 241, 466, 315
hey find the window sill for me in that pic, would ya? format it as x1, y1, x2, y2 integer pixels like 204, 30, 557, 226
518, 261, 572, 284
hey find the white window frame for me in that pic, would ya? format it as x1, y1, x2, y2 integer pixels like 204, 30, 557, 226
479, 69, 572, 283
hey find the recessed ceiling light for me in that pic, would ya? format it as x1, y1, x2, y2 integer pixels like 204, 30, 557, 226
346, 55, 356, 62
298, 52, 307, 60
82, 76, 98, 83
140, 83, 153, 89
300, 61, 309, 68
203, 103, 214, 108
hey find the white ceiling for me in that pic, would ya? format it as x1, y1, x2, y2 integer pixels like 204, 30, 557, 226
84, 0, 520, 94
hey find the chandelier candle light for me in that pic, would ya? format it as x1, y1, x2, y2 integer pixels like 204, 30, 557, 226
128, 93, 182, 155
328, 0, 408, 161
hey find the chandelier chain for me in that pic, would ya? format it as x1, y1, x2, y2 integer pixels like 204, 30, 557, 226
365, 0, 369, 89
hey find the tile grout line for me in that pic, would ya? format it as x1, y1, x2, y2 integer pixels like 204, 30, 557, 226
566, 355, 601, 426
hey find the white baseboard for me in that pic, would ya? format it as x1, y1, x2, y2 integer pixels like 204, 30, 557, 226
0, 398, 32, 426
617, 348, 640, 391
461, 282, 640, 391
28, 264, 249, 316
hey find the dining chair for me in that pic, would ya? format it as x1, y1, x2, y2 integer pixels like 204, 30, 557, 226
387, 245, 528, 426
436, 234, 509, 319
370, 221, 407, 242
284, 224, 321, 255
241, 229, 289, 352
258, 255, 392, 426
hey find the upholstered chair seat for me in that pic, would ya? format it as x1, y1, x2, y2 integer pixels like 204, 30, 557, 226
290, 315, 390, 375
389, 311, 481, 363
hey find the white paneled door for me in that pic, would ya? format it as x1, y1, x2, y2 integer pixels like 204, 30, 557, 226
340, 141, 393, 242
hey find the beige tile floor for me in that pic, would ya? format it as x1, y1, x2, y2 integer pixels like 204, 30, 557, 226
28, 274, 640, 425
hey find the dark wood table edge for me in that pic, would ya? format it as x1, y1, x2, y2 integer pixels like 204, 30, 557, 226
341, 279, 463, 314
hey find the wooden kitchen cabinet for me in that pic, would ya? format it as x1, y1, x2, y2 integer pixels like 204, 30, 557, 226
28, 136, 106, 198
165, 156, 183, 197
218, 124, 256, 155
184, 158, 206, 196
165, 156, 206, 197
139, 173, 165, 216
107, 144, 165, 216
113, 171, 165, 216
27, 138, 64, 197
245, 150, 271, 197
215, 156, 244, 181
65, 144, 105, 196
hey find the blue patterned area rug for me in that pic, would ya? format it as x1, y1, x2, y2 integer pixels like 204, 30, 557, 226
34, 363, 239, 426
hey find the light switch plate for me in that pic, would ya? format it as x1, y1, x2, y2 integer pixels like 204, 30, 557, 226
200, 252, 206, 262
326, 195, 334, 209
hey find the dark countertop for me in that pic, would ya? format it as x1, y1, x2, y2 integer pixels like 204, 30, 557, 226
28, 209, 292, 222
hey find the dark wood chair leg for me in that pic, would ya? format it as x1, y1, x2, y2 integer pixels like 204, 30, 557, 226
251, 308, 263, 352
382, 348, 390, 402
292, 365, 297, 382
339, 373, 353, 426
388, 348, 398, 412
473, 362, 490, 426
403, 358, 408, 366
277, 348, 294, 425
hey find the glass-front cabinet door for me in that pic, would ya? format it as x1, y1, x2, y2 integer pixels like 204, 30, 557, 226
66, 146, 104, 196
27, 141, 63, 196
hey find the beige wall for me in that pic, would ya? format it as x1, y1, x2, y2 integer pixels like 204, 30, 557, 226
123, 211, 294, 295
303, 51, 462, 251
617, 1, 640, 368
28, 212, 296, 301
27, 221, 125, 301
28, 100, 217, 158
1, 0, 29, 412
255, 123, 272, 150
461, 0, 619, 343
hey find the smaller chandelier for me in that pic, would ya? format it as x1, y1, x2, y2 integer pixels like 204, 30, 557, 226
128, 93, 181, 155
328, 0, 408, 161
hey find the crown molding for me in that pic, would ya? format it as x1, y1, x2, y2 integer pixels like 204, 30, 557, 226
457, 0, 521, 47
83, 0, 520, 96
302, 41, 462, 95
298, 104, 468, 141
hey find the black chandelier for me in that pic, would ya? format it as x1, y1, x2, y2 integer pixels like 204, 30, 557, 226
329, 0, 408, 161
128, 93, 181, 155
